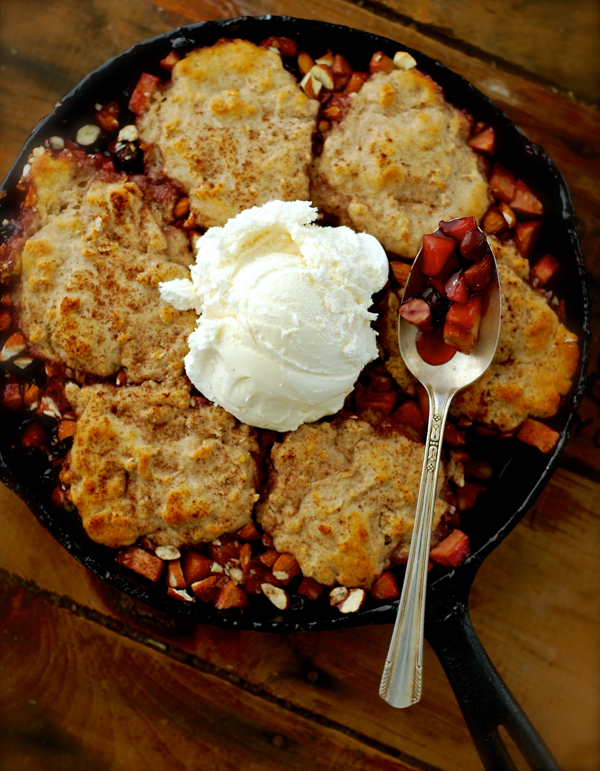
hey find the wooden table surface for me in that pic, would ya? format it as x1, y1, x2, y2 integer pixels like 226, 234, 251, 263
1, 1, 599, 769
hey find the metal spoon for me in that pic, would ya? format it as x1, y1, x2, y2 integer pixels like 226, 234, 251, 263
379, 230, 501, 708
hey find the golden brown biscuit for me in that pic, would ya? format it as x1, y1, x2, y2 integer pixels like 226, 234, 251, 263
312, 68, 490, 257
60, 378, 260, 548
14, 150, 195, 382
257, 419, 448, 588
137, 39, 319, 229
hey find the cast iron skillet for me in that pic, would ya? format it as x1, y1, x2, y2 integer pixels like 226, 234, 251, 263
0, 16, 590, 771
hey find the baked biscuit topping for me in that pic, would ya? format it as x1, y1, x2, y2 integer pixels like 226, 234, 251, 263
13, 150, 196, 382
60, 378, 260, 548
257, 419, 449, 587
137, 39, 319, 229
312, 68, 491, 257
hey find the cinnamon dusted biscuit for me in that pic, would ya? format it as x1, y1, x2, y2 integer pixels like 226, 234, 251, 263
257, 419, 448, 588
60, 378, 260, 548
312, 68, 490, 257
137, 39, 319, 229
14, 149, 195, 382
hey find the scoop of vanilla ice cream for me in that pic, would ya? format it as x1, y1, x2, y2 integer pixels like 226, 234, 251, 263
159, 200, 388, 431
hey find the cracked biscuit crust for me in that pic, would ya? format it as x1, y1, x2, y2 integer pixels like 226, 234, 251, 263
312, 68, 490, 257
14, 150, 196, 382
257, 419, 448, 588
137, 39, 319, 229
60, 378, 260, 548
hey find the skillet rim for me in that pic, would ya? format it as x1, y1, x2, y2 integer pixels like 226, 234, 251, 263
0, 15, 590, 632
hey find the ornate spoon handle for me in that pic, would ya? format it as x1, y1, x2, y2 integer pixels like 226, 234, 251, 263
379, 387, 454, 708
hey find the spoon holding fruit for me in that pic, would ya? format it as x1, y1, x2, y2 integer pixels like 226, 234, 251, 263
379, 217, 501, 708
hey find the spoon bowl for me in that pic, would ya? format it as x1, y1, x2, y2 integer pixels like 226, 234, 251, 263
380, 230, 501, 708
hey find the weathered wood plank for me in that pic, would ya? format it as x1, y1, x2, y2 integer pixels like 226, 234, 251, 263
0, 581, 423, 771
354, 0, 600, 106
1, 466, 598, 770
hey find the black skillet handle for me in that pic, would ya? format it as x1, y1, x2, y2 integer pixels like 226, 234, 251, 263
426, 602, 561, 771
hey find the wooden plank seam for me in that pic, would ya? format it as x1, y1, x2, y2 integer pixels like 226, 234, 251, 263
0, 567, 443, 771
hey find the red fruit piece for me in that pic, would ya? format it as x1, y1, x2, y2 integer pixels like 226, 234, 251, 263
182, 550, 212, 584
444, 294, 483, 354
298, 577, 325, 601
370, 571, 400, 600
237, 521, 261, 541
116, 546, 164, 582
399, 298, 433, 327
323, 93, 351, 122
490, 163, 516, 203
517, 418, 560, 453
444, 423, 466, 448
394, 400, 426, 442
243, 557, 282, 594
430, 529, 470, 567
215, 581, 249, 610
128, 73, 162, 116
460, 228, 488, 261
332, 54, 353, 91
511, 180, 543, 216
344, 72, 369, 94
439, 216, 477, 242
444, 272, 470, 303
369, 51, 394, 74
467, 126, 495, 155
96, 101, 120, 133
2, 382, 22, 410
429, 254, 460, 297
355, 384, 397, 415
531, 254, 560, 287
463, 255, 492, 291
421, 233, 456, 276
160, 51, 181, 71
457, 482, 485, 511
191, 575, 226, 603
416, 327, 457, 366
259, 36, 298, 57
21, 422, 47, 450
515, 220, 543, 258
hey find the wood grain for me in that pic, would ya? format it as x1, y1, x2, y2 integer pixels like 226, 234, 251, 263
356, 0, 600, 105
0, 582, 422, 771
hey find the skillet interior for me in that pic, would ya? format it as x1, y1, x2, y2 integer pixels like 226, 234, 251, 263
0, 16, 590, 632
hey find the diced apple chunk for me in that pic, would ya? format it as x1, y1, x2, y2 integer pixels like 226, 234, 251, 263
490, 163, 516, 203
128, 73, 162, 116
370, 571, 400, 600
298, 577, 325, 601
429, 529, 470, 567
444, 294, 482, 354
421, 234, 456, 276
517, 419, 560, 453
117, 546, 164, 582
531, 254, 560, 287
510, 180, 543, 216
